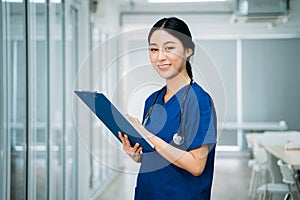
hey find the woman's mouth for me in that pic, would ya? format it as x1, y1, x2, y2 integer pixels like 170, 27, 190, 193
157, 64, 171, 71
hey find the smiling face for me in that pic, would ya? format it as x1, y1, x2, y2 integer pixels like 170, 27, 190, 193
149, 30, 193, 82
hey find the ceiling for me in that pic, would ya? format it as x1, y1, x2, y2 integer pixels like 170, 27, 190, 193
117, 0, 300, 37
119, 0, 235, 14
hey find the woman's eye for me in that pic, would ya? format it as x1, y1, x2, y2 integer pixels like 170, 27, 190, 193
165, 47, 175, 51
150, 48, 158, 52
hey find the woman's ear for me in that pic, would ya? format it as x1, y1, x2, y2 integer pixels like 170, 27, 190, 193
185, 48, 193, 58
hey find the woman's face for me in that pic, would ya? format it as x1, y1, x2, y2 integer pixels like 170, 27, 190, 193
149, 30, 192, 81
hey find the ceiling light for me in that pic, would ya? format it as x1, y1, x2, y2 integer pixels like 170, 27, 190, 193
148, 0, 228, 3
2, 0, 23, 3
50, 0, 62, 3
2, 0, 61, 3
30, 0, 46, 3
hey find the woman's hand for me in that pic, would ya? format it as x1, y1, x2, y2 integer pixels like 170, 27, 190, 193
126, 115, 154, 139
118, 131, 143, 163
123, 115, 208, 176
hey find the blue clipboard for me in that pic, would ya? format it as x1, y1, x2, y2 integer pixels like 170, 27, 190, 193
74, 91, 154, 152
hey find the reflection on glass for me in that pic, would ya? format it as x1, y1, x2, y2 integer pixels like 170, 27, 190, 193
28, 2, 48, 200
3, 2, 27, 199
49, 2, 63, 200
65, 7, 78, 200
90, 25, 105, 189
89, 25, 123, 193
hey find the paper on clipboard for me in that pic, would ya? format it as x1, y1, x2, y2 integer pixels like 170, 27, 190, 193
74, 91, 155, 152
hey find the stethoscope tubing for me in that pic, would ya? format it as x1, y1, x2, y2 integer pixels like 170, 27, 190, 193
143, 81, 193, 145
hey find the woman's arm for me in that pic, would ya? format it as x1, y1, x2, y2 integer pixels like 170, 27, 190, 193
128, 116, 209, 176
150, 135, 208, 176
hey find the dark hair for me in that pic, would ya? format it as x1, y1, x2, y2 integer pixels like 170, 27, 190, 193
148, 17, 195, 81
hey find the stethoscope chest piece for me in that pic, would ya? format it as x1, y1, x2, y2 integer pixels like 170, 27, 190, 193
173, 133, 184, 146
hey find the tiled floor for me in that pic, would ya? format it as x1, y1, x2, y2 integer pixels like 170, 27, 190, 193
211, 151, 252, 200
97, 151, 253, 200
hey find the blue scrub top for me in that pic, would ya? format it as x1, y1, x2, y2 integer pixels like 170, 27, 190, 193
134, 82, 217, 200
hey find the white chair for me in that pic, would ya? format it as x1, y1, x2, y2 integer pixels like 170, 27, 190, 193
249, 145, 274, 199
248, 161, 260, 198
255, 148, 290, 200
257, 183, 289, 200
247, 138, 261, 198
277, 160, 300, 200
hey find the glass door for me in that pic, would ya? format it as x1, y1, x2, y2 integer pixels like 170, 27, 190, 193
1, 1, 28, 199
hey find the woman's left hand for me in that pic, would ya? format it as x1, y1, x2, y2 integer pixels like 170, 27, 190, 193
118, 131, 143, 163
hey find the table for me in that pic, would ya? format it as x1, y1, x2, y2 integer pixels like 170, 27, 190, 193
263, 145, 300, 170
256, 132, 300, 169
254, 132, 300, 191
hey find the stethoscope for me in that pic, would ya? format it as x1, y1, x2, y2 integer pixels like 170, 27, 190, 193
143, 80, 193, 145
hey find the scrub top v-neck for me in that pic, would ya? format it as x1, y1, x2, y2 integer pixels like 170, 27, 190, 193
134, 82, 217, 200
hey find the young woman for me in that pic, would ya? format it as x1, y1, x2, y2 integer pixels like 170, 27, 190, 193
119, 17, 217, 200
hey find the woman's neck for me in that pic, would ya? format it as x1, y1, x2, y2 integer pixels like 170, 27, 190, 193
164, 75, 191, 103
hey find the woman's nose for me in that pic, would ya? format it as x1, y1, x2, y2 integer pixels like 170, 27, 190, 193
157, 49, 166, 61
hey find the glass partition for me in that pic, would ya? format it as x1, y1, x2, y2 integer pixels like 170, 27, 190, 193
89, 23, 123, 196
89, 24, 110, 191
1, 1, 80, 199
90, 23, 99, 189
2, 1, 28, 199
27, 1, 48, 199
49, 1, 63, 199
0, 1, 6, 199
65, 6, 78, 200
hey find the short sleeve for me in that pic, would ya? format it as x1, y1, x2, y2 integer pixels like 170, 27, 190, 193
183, 94, 217, 151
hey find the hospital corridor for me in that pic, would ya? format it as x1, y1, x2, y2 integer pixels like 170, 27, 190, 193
1, 0, 300, 200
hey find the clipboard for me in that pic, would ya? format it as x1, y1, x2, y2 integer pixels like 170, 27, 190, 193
74, 91, 155, 152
